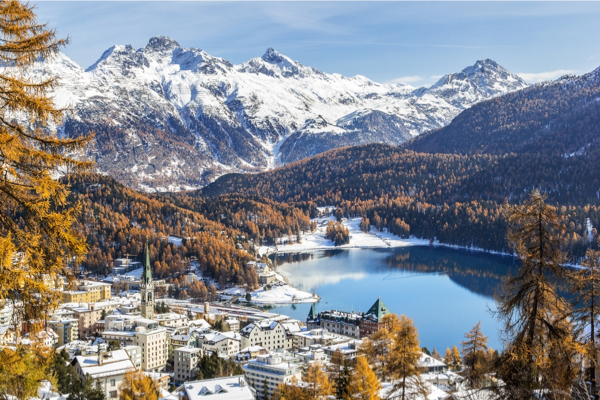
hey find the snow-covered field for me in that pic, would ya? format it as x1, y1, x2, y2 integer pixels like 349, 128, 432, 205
258, 216, 430, 256
222, 280, 318, 305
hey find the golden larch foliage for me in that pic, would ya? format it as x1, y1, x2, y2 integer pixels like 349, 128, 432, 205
119, 370, 158, 400
345, 356, 381, 400
0, 0, 93, 333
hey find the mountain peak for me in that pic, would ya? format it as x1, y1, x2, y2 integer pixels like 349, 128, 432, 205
146, 36, 181, 51
262, 48, 289, 64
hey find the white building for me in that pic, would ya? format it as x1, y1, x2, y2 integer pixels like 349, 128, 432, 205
290, 328, 352, 350
239, 320, 293, 352
242, 354, 302, 399
101, 318, 168, 372
156, 313, 189, 328
71, 349, 136, 399
177, 375, 255, 400
197, 331, 241, 357
174, 346, 203, 384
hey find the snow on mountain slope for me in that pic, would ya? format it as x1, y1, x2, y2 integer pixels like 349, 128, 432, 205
31, 36, 527, 191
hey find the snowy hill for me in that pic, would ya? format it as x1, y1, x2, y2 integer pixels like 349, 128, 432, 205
33, 36, 527, 191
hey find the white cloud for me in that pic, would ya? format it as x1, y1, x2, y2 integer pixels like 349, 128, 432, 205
387, 75, 424, 84
517, 69, 578, 83
430, 75, 444, 80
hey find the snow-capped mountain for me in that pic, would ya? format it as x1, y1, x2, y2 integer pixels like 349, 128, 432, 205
35, 36, 527, 191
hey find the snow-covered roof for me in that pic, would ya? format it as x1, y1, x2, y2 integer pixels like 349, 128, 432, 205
419, 352, 446, 369
73, 349, 135, 379
178, 375, 253, 400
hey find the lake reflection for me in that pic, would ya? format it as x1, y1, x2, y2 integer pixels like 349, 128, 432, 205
269, 246, 518, 352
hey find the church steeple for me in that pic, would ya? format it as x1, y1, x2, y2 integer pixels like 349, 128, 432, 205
142, 242, 152, 286
140, 242, 155, 320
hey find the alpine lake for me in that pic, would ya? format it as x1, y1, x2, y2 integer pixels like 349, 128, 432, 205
266, 246, 520, 352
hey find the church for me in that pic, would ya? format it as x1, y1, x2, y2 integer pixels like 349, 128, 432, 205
140, 243, 155, 320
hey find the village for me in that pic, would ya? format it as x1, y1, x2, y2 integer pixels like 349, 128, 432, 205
0, 243, 462, 400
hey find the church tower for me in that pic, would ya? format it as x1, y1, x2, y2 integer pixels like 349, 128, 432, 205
140, 243, 155, 319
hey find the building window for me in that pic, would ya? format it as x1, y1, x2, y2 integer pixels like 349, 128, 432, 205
109, 391, 117, 398
110, 379, 115, 386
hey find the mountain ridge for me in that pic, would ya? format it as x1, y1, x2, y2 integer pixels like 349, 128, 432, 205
32, 36, 527, 190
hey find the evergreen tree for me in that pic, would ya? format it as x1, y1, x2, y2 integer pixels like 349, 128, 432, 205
327, 350, 351, 400
431, 347, 441, 361
461, 322, 488, 389
345, 356, 380, 400
70, 374, 105, 400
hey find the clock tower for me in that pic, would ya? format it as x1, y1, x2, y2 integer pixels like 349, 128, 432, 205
140, 243, 155, 320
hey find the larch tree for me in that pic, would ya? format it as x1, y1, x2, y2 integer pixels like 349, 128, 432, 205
387, 315, 427, 400
305, 362, 333, 399
443, 348, 453, 369
460, 322, 488, 389
345, 356, 381, 400
326, 350, 351, 400
0, 0, 93, 329
495, 191, 578, 399
0, 345, 54, 400
0, 1, 92, 398
571, 247, 600, 398
119, 371, 158, 400
451, 346, 462, 370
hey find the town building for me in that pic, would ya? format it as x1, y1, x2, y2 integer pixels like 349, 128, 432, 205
71, 349, 136, 399
197, 331, 241, 357
140, 243, 155, 320
156, 313, 189, 328
101, 317, 168, 372
68, 303, 105, 339
174, 346, 203, 384
176, 375, 255, 400
306, 298, 391, 339
224, 319, 240, 332
239, 320, 293, 351
234, 346, 268, 364
113, 257, 142, 275
0, 326, 14, 346
49, 318, 79, 347
242, 354, 302, 399
62, 281, 112, 303
290, 328, 352, 350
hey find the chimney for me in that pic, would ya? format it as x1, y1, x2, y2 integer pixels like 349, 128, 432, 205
204, 302, 209, 314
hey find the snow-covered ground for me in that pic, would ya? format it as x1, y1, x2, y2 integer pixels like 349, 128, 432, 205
222, 280, 319, 305
258, 216, 430, 256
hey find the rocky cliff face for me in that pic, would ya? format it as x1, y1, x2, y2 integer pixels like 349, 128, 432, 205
34, 37, 527, 191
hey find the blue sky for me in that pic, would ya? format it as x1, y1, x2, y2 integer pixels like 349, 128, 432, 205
35, 2, 600, 86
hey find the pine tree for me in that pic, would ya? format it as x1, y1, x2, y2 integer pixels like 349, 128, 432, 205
326, 350, 351, 400
461, 322, 488, 388
571, 247, 600, 398
345, 356, 380, 400
495, 191, 577, 399
387, 315, 427, 400
118, 371, 158, 400
70, 374, 105, 400
0, 0, 93, 333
